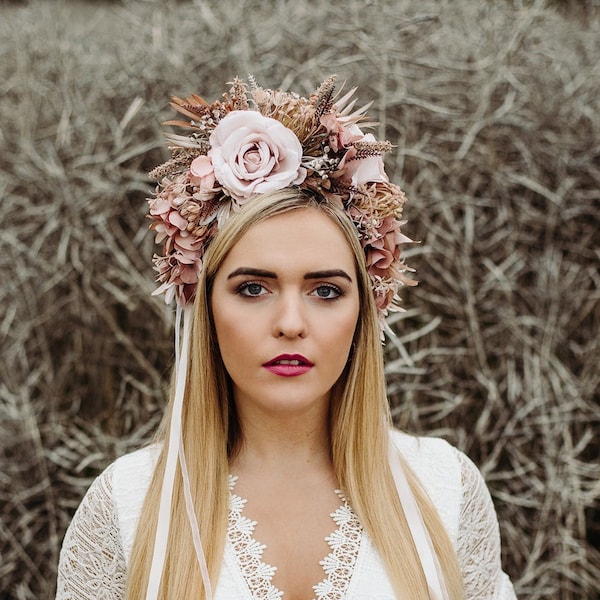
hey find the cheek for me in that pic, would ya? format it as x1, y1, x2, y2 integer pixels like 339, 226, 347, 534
213, 313, 238, 353
326, 304, 359, 355
211, 304, 237, 360
211, 304, 261, 380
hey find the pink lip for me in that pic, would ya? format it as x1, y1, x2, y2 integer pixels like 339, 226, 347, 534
263, 354, 314, 377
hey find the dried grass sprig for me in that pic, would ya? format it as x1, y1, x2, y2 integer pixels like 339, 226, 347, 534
312, 74, 337, 118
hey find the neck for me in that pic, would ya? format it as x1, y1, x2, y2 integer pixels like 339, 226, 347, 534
230, 402, 333, 479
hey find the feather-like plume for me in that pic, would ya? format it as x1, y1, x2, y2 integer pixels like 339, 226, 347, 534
163, 133, 210, 150
333, 86, 357, 112
170, 94, 211, 121
149, 148, 203, 180
312, 75, 337, 118
352, 140, 393, 158
229, 77, 249, 111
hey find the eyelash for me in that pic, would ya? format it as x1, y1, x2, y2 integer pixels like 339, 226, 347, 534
311, 284, 343, 300
235, 282, 344, 300
236, 281, 267, 297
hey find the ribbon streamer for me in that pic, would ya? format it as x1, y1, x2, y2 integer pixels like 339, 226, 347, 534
388, 436, 450, 600
146, 305, 212, 599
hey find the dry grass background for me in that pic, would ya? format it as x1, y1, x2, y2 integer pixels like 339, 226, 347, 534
1, 0, 598, 598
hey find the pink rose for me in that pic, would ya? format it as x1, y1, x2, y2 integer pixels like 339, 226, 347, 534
342, 134, 389, 187
209, 111, 306, 202
189, 155, 216, 195
320, 113, 364, 152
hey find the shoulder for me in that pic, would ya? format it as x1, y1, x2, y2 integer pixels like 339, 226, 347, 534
391, 430, 489, 493
110, 444, 161, 563
390, 429, 466, 493
73, 444, 159, 508
390, 430, 467, 545
66, 459, 119, 521
57, 460, 128, 597
390, 429, 461, 465
390, 431, 517, 598
110, 443, 160, 486
59, 445, 160, 569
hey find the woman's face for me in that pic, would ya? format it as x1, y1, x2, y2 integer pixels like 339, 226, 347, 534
210, 208, 360, 419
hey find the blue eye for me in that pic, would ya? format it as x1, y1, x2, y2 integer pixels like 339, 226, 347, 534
313, 285, 342, 299
238, 282, 267, 297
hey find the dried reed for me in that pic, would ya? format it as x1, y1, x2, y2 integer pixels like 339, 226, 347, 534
1, 0, 598, 598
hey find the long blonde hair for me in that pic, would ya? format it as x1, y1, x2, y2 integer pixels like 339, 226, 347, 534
126, 189, 463, 599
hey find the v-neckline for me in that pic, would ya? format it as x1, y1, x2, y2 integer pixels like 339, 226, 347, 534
226, 474, 363, 599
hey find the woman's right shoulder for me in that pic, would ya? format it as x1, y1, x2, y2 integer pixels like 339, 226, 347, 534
56, 446, 161, 596
108, 444, 161, 563
74, 444, 160, 510
110, 444, 161, 485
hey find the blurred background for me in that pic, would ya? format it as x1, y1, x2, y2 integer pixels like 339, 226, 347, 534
1, 0, 598, 598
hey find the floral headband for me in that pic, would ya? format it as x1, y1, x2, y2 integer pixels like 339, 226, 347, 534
144, 78, 447, 600
147, 75, 416, 326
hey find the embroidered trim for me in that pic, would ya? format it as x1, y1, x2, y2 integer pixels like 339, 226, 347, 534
228, 475, 283, 599
227, 477, 363, 600
314, 490, 363, 600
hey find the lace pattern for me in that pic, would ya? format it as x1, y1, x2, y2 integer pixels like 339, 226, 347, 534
56, 463, 127, 600
55, 436, 517, 600
228, 475, 282, 599
314, 491, 363, 599
454, 449, 514, 599
227, 476, 363, 600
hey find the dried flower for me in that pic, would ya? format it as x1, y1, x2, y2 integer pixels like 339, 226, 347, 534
147, 76, 414, 326
209, 111, 306, 203
189, 155, 217, 197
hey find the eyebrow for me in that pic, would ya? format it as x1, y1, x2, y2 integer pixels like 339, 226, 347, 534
226, 267, 353, 282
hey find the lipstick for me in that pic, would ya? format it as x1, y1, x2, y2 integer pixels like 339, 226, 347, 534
262, 354, 313, 377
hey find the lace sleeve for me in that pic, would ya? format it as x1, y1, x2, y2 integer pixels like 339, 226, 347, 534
456, 451, 517, 600
56, 463, 127, 599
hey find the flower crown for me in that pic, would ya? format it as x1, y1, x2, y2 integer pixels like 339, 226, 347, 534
147, 76, 416, 326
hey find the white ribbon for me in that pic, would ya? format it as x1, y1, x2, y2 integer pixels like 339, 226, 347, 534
146, 305, 212, 600
388, 434, 450, 600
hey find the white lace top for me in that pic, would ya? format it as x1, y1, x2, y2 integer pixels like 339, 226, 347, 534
56, 432, 517, 599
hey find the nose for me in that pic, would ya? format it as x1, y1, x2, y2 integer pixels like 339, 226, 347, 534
272, 292, 307, 339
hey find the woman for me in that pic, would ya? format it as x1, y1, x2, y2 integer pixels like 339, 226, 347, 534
57, 77, 516, 599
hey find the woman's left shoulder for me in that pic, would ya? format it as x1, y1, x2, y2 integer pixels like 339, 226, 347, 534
390, 430, 467, 544
390, 430, 495, 503
390, 430, 517, 598
390, 429, 464, 479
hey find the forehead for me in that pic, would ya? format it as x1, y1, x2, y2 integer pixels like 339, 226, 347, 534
219, 208, 357, 274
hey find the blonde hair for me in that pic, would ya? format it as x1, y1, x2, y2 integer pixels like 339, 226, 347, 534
126, 189, 464, 599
